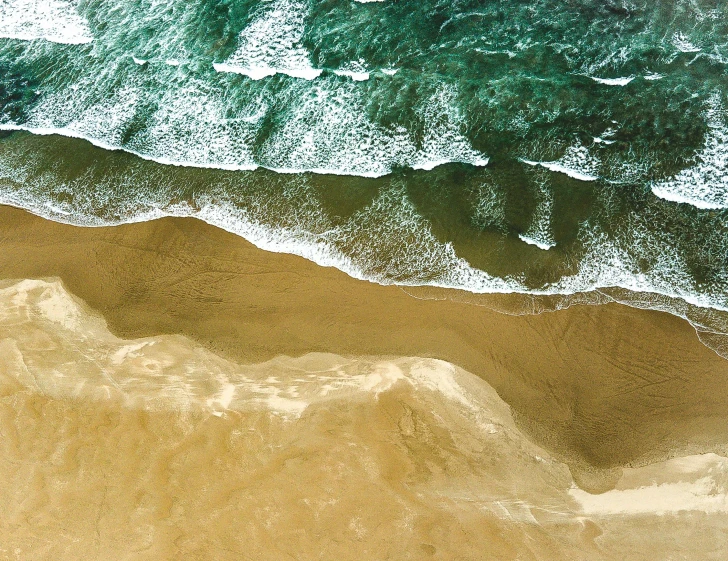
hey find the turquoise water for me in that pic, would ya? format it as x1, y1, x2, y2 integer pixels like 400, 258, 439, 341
0, 0, 727, 343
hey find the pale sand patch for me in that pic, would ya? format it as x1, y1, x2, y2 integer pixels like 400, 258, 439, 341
570, 453, 728, 515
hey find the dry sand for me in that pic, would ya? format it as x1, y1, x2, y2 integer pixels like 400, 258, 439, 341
1, 205, 728, 559
1, 276, 728, 560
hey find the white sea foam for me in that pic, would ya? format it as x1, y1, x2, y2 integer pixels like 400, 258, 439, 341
0, 0, 93, 44
519, 234, 554, 251
650, 94, 728, 210
672, 32, 701, 53
212, 62, 322, 81
335, 71, 369, 81
519, 171, 556, 250
333, 60, 371, 81
549, 220, 728, 320
255, 82, 488, 177
333, 70, 370, 82
2, 52, 486, 177
2, 60, 263, 171
194, 186, 513, 292
0, 122, 261, 173
214, 0, 322, 81
590, 76, 635, 86
521, 145, 600, 182
411, 86, 490, 170
532, 162, 597, 181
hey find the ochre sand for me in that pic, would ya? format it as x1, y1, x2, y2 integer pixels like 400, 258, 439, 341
2, 278, 728, 561
1, 205, 727, 479
0, 205, 728, 558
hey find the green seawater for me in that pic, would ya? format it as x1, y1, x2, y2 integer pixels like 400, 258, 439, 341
0, 0, 727, 347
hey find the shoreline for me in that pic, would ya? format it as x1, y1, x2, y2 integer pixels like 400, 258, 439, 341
2, 131, 727, 324
0, 204, 726, 489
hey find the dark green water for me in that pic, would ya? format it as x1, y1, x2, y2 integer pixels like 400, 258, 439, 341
0, 0, 727, 347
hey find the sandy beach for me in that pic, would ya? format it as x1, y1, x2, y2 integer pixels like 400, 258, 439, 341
2, 0, 728, 556
1, 205, 728, 558
0, 204, 725, 475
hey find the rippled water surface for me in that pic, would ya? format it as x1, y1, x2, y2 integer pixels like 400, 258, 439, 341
0, 0, 726, 328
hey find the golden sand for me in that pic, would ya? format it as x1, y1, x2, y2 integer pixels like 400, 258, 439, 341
0, 205, 726, 474
0, 206, 727, 558
1, 277, 727, 560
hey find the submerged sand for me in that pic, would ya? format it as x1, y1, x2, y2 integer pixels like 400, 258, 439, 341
1, 277, 728, 560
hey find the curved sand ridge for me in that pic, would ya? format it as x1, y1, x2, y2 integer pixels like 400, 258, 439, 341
2, 277, 728, 560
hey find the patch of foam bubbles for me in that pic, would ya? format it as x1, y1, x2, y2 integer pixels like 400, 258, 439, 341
672, 31, 701, 53
333, 60, 371, 82
213, 0, 322, 81
472, 179, 508, 232
195, 185, 514, 292
651, 93, 728, 209
2, 57, 486, 177
324, 185, 504, 284
4, 58, 260, 171
0, 0, 92, 44
521, 144, 600, 182
256, 82, 488, 177
519, 170, 556, 250
589, 76, 635, 86
125, 82, 261, 170
412, 86, 490, 171
550, 219, 728, 316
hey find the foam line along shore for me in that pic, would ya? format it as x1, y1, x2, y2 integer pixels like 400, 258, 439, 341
1, 132, 727, 359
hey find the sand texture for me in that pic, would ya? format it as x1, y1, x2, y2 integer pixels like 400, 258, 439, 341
0, 204, 726, 475
0, 277, 727, 560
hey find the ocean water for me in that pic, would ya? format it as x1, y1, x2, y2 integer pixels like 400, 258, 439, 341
0, 0, 727, 343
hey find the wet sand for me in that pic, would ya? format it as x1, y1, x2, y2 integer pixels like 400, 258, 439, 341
0, 205, 726, 485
